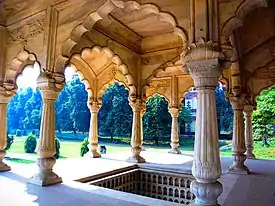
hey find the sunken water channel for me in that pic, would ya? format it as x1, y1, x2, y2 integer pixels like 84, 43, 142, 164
80, 167, 195, 205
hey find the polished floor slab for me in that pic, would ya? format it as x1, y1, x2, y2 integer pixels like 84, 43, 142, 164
1, 152, 275, 206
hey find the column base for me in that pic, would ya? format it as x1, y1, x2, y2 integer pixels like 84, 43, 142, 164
0, 150, 10, 172
29, 157, 62, 186
168, 148, 181, 154
228, 164, 249, 175
0, 161, 11, 172
86, 151, 101, 158
127, 155, 146, 163
191, 180, 223, 206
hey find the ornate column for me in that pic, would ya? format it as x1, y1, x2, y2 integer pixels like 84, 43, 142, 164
244, 105, 255, 159
128, 99, 145, 163
140, 107, 146, 151
0, 84, 15, 172
168, 107, 181, 154
87, 101, 101, 158
30, 72, 64, 186
183, 39, 224, 206
228, 96, 249, 174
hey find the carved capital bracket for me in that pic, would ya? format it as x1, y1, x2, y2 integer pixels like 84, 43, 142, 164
182, 39, 226, 88
168, 107, 180, 118
243, 105, 254, 117
229, 94, 247, 110
0, 82, 17, 103
129, 99, 145, 113
37, 71, 65, 100
88, 100, 102, 113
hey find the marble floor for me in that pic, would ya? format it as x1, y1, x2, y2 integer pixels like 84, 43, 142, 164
1, 151, 275, 206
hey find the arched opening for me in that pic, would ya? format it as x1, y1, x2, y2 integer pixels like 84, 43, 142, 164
143, 94, 171, 148
251, 87, 275, 159
98, 82, 133, 150
6, 62, 41, 164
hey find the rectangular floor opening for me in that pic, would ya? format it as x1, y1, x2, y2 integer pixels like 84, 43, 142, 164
80, 167, 195, 205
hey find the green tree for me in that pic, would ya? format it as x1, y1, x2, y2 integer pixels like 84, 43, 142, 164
98, 83, 132, 140
252, 87, 275, 146
143, 95, 171, 145
68, 78, 90, 133
215, 86, 233, 133
179, 104, 192, 134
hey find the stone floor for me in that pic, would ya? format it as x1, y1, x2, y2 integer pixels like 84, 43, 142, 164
1, 151, 275, 205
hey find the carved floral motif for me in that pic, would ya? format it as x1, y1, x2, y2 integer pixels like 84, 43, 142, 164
8, 17, 45, 45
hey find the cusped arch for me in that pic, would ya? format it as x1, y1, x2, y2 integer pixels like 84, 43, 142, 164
97, 80, 133, 104
55, 0, 188, 73
69, 64, 93, 98
145, 92, 171, 106
221, 0, 268, 38
70, 46, 136, 100
5, 49, 38, 84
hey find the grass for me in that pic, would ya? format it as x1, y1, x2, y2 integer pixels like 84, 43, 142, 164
6, 136, 275, 165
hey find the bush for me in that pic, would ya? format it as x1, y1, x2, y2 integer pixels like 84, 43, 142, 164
24, 134, 37, 153
80, 137, 89, 157
16, 129, 22, 137
5, 134, 14, 150
54, 138, 61, 159
22, 130, 27, 136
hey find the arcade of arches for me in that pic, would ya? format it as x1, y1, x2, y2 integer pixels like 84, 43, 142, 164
0, 0, 275, 205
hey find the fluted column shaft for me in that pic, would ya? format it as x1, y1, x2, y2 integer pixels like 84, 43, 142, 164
0, 91, 13, 172
183, 40, 225, 206
140, 107, 146, 151
244, 105, 255, 159
128, 99, 145, 163
88, 101, 101, 158
168, 107, 181, 154
30, 72, 64, 186
38, 95, 58, 158
228, 97, 249, 174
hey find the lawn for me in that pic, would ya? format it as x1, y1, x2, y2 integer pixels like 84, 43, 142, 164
6, 137, 275, 163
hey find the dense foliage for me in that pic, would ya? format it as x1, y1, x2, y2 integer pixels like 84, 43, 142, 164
80, 137, 89, 156
216, 86, 234, 133
24, 133, 37, 153
7, 76, 233, 141
252, 88, 275, 142
54, 138, 61, 159
5, 134, 14, 150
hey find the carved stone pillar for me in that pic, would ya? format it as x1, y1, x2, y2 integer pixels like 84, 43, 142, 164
183, 39, 224, 206
244, 105, 255, 159
0, 84, 15, 172
87, 101, 101, 158
229, 96, 249, 174
128, 99, 145, 163
168, 107, 181, 154
140, 107, 146, 151
30, 72, 64, 186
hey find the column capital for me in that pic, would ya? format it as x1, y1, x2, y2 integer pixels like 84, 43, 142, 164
0, 82, 16, 103
129, 99, 145, 112
88, 100, 101, 113
229, 95, 246, 110
37, 71, 65, 100
168, 107, 180, 118
243, 105, 254, 117
182, 39, 224, 88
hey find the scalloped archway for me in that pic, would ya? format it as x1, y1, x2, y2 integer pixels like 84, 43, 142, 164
5, 49, 38, 85
55, 0, 188, 74
69, 46, 136, 101
221, 0, 268, 38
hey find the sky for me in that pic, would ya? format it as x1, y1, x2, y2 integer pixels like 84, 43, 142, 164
16, 64, 76, 89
